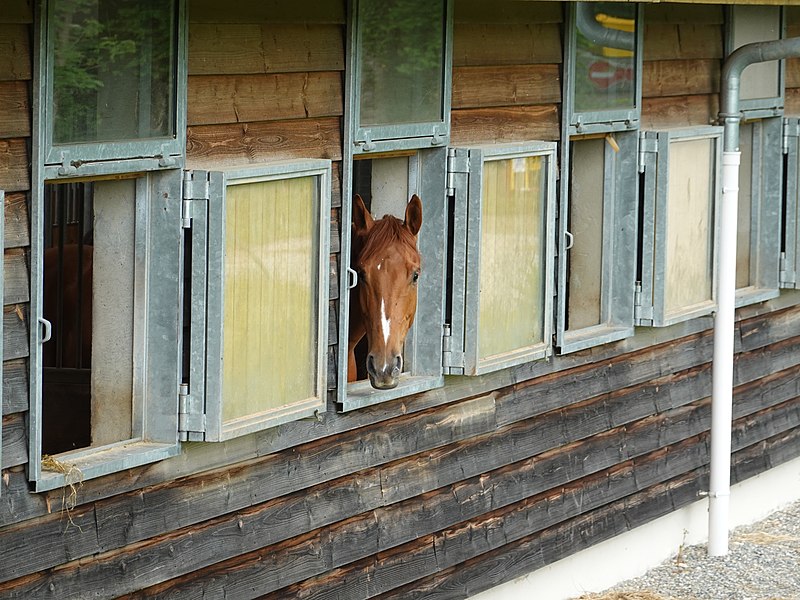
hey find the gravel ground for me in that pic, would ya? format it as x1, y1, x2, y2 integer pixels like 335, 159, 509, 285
576, 499, 800, 600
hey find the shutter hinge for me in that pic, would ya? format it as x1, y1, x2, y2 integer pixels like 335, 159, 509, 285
446, 149, 469, 196
780, 252, 795, 287
634, 282, 653, 326
182, 171, 209, 229
638, 133, 657, 173
179, 383, 206, 441
784, 119, 800, 155
442, 324, 465, 374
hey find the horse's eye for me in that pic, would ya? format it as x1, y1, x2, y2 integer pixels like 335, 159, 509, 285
412, 270, 420, 284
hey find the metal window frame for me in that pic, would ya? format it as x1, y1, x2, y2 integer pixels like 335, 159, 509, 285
782, 117, 800, 289
346, 0, 453, 156
725, 5, 785, 119
29, 169, 184, 492
734, 117, 782, 306
37, 0, 187, 180
564, 2, 643, 136
337, 148, 448, 412
447, 142, 558, 376
637, 126, 723, 328
556, 132, 638, 355
187, 160, 332, 442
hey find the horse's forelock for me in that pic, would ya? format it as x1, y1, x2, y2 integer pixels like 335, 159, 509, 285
358, 215, 419, 264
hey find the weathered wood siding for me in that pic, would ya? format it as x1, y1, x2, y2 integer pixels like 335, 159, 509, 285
0, 0, 32, 477
1, 2, 800, 600
642, 4, 723, 129
786, 7, 800, 116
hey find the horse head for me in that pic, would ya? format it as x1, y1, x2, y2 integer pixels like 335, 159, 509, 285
348, 193, 422, 389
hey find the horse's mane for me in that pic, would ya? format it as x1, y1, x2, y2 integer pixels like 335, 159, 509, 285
358, 215, 419, 263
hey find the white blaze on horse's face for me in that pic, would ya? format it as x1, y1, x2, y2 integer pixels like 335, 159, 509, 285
350, 194, 423, 390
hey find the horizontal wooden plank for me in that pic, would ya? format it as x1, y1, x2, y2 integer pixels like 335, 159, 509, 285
643, 58, 719, 98
0, 80, 29, 139
189, 0, 345, 24
4, 192, 29, 249
453, 24, 562, 67
643, 24, 723, 61
1, 412, 27, 469
188, 24, 344, 75
450, 105, 559, 146
645, 4, 724, 24
188, 72, 343, 126
1, 0, 32, 23
452, 64, 560, 109
641, 93, 718, 130
0, 25, 31, 81
0, 138, 30, 192
455, 1, 562, 24
4, 248, 28, 306
2, 358, 28, 416
4, 304, 27, 361
186, 117, 342, 168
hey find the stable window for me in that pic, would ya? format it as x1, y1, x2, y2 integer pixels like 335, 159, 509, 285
31, 171, 183, 491
565, 2, 642, 135
726, 6, 784, 118
446, 143, 557, 375
348, 0, 452, 153
183, 162, 331, 440
556, 2, 642, 354
39, 0, 186, 178
637, 127, 723, 327
734, 118, 782, 305
556, 133, 638, 353
337, 0, 452, 411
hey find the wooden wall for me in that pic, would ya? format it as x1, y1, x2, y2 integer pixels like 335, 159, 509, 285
0, 0, 32, 481
786, 7, 800, 116
1, 2, 800, 600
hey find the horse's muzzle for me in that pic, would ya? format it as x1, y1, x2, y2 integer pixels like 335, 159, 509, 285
367, 354, 402, 389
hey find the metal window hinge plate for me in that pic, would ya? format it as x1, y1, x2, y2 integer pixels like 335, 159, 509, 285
179, 383, 206, 441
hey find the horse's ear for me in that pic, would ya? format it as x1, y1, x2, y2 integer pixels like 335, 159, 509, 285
404, 194, 423, 237
352, 194, 374, 233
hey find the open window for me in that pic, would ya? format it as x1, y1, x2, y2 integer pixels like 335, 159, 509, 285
31, 171, 184, 491
726, 5, 784, 118
183, 161, 331, 440
446, 143, 557, 375
556, 2, 642, 354
38, 0, 186, 178
734, 118, 782, 305
556, 133, 638, 353
565, 2, 643, 135
637, 127, 723, 327
337, 0, 452, 411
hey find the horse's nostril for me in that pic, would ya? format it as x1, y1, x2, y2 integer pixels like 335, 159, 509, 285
392, 355, 402, 376
366, 354, 377, 377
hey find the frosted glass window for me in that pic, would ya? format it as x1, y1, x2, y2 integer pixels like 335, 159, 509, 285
573, 2, 636, 114
358, 0, 445, 127
222, 176, 319, 423
50, 0, 177, 144
568, 138, 605, 330
478, 156, 546, 360
664, 138, 715, 315
730, 6, 781, 102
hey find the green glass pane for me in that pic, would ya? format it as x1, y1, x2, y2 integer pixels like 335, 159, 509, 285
359, 0, 445, 127
51, 0, 176, 144
573, 2, 636, 114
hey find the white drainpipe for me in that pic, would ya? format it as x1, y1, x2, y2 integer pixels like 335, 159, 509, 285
711, 38, 800, 557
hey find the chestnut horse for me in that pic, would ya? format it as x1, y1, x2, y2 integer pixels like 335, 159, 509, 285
348, 194, 423, 389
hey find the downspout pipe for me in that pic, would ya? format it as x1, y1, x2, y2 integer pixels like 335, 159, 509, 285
711, 37, 800, 557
